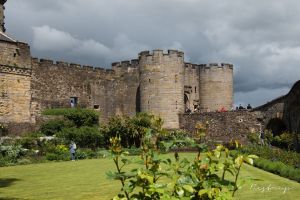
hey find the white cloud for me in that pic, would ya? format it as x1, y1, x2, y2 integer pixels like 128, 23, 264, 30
32, 25, 77, 51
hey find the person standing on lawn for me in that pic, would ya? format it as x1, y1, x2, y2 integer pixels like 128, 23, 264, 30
69, 141, 77, 161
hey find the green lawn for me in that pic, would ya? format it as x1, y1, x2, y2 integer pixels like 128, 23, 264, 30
0, 153, 299, 200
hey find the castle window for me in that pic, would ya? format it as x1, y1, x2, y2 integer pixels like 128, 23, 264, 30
94, 105, 100, 109
175, 75, 178, 83
149, 79, 151, 83
195, 86, 197, 93
13, 53, 16, 57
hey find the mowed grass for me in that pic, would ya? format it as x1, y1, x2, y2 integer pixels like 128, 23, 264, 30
0, 153, 299, 200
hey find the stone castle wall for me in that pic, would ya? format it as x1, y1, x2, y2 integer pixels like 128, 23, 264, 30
139, 50, 185, 129
31, 58, 139, 123
0, 0, 5, 32
184, 63, 200, 111
179, 111, 261, 144
0, 41, 31, 69
199, 63, 233, 111
0, 40, 32, 135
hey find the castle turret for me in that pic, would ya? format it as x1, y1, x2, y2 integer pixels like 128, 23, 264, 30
139, 50, 185, 129
199, 63, 233, 111
0, 0, 6, 32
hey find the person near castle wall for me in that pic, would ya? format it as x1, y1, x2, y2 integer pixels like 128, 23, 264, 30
70, 100, 75, 108
69, 141, 77, 161
257, 121, 265, 145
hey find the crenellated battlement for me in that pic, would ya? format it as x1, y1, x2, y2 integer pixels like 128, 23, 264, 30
32, 58, 113, 74
184, 63, 200, 70
138, 49, 184, 59
111, 59, 139, 68
111, 59, 139, 75
199, 63, 233, 71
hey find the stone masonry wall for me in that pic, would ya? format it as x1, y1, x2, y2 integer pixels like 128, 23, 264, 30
199, 64, 233, 112
0, 40, 33, 135
0, 73, 31, 123
179, 111, 261, 144
184, 63, 200, 111
0, 0, 5, 32
0, 41, 31, 69
31, 58, 139, 123
139, 50, 185, 129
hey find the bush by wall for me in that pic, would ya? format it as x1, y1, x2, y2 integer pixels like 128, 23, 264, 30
40, 119, 74, 136
56, 126, 104, 149
42, 108, 99, 127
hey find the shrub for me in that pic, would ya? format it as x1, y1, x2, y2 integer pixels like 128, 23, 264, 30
0, 145, 28, 166
40, 119, 74, 136
57, 126, 105, 149
102, 113, 166, 148
231, 145, 300, 182
239, 145, 300, 168
45, 144, 69, 161
254, 158, 300, 182
42, 108, 99, 127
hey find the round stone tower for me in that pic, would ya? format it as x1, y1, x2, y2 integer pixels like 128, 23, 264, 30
199, 63, 233, 112
138, 50, 185, 129
0, 0, 6, 32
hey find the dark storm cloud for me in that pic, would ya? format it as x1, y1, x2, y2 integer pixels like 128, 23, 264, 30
4, 0, 300, 106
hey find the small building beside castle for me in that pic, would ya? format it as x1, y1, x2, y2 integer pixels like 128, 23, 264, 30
0, 0, 235, 134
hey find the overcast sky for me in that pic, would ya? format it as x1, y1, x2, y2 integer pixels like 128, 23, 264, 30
4, 0, 300, 107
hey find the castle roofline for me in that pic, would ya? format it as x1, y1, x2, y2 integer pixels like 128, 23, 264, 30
0, 32, 16, 43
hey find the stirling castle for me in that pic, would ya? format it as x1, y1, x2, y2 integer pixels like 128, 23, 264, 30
0, 0, 233, 134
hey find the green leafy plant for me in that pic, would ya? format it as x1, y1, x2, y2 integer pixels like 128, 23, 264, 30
40, 119, 74, 136
56, 126, 104, 149
42, 108, 99, 127
106, 133, 257, 199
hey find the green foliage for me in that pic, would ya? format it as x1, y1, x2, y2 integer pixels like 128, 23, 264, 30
45, 144, 69, 161
271, 132, 296, 150
106, 134, 256, 199
40, 119, 74, 136
236, 144, 300, 168
254, 158, 300, 182
102, 113, 165, 148
56, 126, 104, 149
231, 144, 300, 182
42, 108, 99, 127
0, 145, 28, 166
